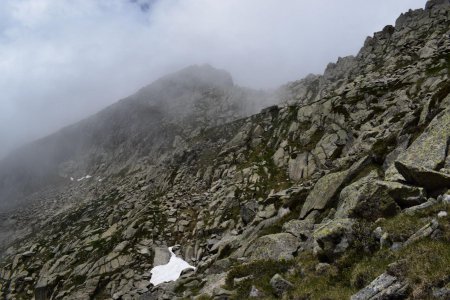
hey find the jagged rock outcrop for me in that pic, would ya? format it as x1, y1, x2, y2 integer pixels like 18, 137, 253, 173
1, 1, 450, 299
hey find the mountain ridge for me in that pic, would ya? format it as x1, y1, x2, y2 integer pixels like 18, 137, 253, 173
0, 64, 274, 211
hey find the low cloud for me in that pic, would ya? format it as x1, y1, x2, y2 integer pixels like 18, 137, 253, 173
0, 0, 425, 157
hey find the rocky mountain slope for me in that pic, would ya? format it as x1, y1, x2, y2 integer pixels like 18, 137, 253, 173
1, 1, 450, 299
0, 64, 270, 211
0, 64, 273, 251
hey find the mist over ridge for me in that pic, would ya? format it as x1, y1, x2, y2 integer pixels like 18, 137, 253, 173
0, 0, 425, 158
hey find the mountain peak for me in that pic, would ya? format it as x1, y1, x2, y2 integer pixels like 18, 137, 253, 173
167, 64, 234, 88
140, 64, 234, 95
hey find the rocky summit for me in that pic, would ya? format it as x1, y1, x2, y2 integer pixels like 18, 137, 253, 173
1, 1, 450, 299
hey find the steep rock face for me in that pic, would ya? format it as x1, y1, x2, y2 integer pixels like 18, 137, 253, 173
385, 108, 450, 181
1, 1, 450, 300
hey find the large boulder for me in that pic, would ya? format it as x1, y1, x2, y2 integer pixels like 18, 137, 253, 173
244, 233, 299, 262
270, 274, 294, 297
300, 170, 349, 219
240, 200, 259, 225
282, 219, 315, 252
336, 173, 424, 219
225, 122, 252, 149
282, 219, 314, 240
288, 152, 317, 181
338, 180, 402, 220
385, 109, 450, 181
335, 171, 378, 218
395, 161, 450, 190
314, 132, 347, 164
153, 247, 171, 267
198, 273, 227, 298
376, 180, 426, 207
313, 218, 354, 261
272, 147, 286, 167
300, 156, 370, 219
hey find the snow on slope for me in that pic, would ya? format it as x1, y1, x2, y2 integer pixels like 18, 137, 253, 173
150, 246, 196, 286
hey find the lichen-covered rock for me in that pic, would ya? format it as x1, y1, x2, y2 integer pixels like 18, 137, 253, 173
376, 180, 427, 207
404, 219, 439, 246
245, 233, 299, 261
288, 152, 317, 181
395, 161, 450, 190
282, 219, 315, 252
300, 156, 370, 219
404, 198, 438, 214
153, 247, 171, 267
313, 218, 354, 261
337, 175, 427, 216
335, 170, 379, 218
272, 147, 286, 167
196, 273, 228, 298
282, 219, 314, 240
240, 200, 258, 225
351, 273, 409, 300
336, 176, 426, 220
270, 273, 293, 297
299, 169, 350, 218
386, 109, 450, 181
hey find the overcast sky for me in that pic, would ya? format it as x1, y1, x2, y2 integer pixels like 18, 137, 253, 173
0, 0, 425, 158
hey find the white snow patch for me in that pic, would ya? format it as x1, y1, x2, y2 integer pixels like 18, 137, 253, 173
77, 175, 92, 182
70, 177, 74, 181
150, 246, 196, 286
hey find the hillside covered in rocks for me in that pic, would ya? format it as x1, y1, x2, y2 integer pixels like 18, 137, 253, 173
1, 1, 450, 299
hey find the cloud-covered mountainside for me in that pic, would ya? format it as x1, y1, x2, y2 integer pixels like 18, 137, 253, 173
0, 64, 273, 211
1, 1, 450, 299
0, 0, 426, 158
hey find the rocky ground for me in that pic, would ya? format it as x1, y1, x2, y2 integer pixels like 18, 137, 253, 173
1, 1, 450, 299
